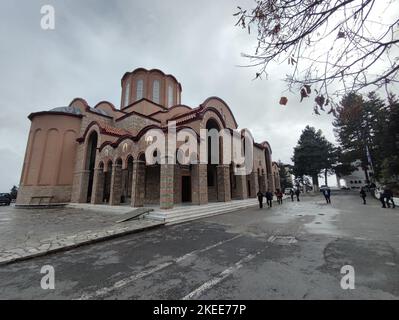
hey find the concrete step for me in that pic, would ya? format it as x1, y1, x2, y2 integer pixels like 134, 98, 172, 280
160, 199, 257, 214
147, 199, 258, 225
66, 203, 136, 214
166, 205, 257, 225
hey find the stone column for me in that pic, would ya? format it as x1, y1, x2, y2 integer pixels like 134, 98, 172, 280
174, 165, 181, 205
260, 174, 267, 193
217, 165, 231, 202
191, 163, 208, 205
120, 169, 128, 203
160, 161, 175, 210
109, 163, 123, 206
131, 160, 145, 207
248, 172, 258, 198
71, 170, 90, 203
91, 168, 104, 204
268, 174, 275, 192
235, 173, 248, 200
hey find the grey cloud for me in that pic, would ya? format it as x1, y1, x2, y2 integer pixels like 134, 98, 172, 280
0, 0, 361, 191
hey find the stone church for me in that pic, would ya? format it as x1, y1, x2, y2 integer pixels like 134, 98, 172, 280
17, 68, 280, 209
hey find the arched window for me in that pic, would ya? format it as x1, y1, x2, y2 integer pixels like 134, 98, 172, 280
136, 79, 144, 101
152, 80, 160, 104
124, 82, 131, 107
168, 85, 174, 107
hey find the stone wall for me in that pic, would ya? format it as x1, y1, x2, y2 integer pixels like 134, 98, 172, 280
17, 185, 73, 205
116, 114, 159, 135
145, 165, 160, 205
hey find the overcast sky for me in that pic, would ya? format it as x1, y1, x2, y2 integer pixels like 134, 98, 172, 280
2, 0, 388, 191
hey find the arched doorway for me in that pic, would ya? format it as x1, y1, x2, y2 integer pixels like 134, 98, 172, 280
176, 149, 192, 204
206, 119, 221, 202
86, 131, 98, 203
230, 163, 237, 199
122, 156, 134, 204
103, 160, 113, 203
141, 153, 161, 205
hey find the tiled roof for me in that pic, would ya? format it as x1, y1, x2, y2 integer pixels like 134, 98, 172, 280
100, 124, 131, 136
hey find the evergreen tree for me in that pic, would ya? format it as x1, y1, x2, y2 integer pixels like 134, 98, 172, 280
278, 161, 293, 190
333, 92, 384, 182
378, 94, 399, 184
292, 126, 334, 190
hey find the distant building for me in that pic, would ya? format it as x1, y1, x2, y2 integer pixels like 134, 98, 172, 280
272, 162, 281, 191
339, 160, 370, 189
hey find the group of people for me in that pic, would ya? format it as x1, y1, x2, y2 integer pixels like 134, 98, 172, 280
379, 187, 396, 208
360, 186, 395, 208
289, 188, 301, 202
257, 190, 274, 208
257, 188, 301, 209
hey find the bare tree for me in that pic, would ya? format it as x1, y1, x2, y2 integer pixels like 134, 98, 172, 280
235, 0, 399, 114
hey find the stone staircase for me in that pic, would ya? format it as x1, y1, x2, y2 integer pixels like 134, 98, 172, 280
66, 203, 138, 215
147, 199, 259, 225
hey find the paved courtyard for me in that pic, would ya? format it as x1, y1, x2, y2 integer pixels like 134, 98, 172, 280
0, 192, 398, 299
0, 205, 163, 264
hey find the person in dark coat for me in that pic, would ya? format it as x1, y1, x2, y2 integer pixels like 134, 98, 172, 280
265, 190, 273, 208
360, 187, 367, 205
295, 188, 300, 202
275, 189, 283, 205
257, 191, 264, 209
322, 187, 331, 204
385, 188, 396, 208
290, 189, 295, 202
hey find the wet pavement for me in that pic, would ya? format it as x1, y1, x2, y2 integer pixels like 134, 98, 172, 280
0, 192, 398, 299
0, 206, 163, 264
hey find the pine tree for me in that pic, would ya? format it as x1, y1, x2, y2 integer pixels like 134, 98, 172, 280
333, 92, 384, 182
292, 126, 334, 190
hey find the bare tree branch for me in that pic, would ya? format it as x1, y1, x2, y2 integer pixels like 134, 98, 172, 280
235, 0, 399, 114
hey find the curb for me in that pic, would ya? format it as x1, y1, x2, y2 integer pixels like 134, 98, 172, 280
0, 222, 165, 267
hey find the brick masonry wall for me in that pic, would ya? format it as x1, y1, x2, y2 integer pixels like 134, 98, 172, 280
17, 185, 73, 205
117, 114, 159, 135
145, 165, 161, 205
160, 163, 174, 209
217, 165, 231, 202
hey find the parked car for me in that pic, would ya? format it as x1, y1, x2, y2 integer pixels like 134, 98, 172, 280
0, 193, 11, 206
341, 186, 350, 190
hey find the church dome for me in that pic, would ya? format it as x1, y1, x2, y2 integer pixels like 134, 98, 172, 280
120, 68, 182, 109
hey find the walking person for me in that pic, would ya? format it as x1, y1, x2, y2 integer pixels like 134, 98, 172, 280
265, 190, 273, 208
257, 190, 264, 209
275, 189, 283, 205
290, 189, 295, 202
322, 187, 331, 204
385, 188, 396, 209
295, 188, 300, 202
360, 187, 367, 205
379, 188, 387, 208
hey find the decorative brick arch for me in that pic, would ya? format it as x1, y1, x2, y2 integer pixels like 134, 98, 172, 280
201, 96, 238, 129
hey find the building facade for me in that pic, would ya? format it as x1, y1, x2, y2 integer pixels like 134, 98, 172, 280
338, 160, 370, 189
17, 68, 276, 209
